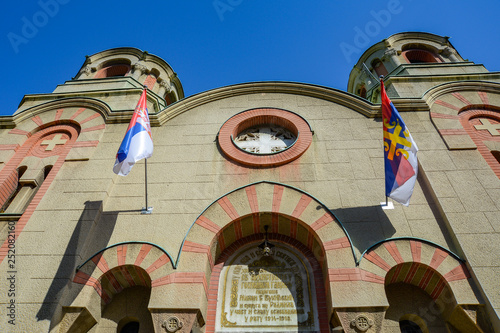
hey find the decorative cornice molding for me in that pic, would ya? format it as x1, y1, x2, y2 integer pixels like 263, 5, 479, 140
157, 81, 378, 126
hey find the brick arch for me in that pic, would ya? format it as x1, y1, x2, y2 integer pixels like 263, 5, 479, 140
385, 262, 453, 302
1, 103, 107, 164
356, 239, 470, 301
180, 181, 355, 271
204, 234, 330, 333
179, 182, 355, 329
383, 258, 485, 332
73, 242, 177, 304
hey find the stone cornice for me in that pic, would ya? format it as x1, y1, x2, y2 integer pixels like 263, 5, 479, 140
157, 81, 379, 126
4, 97, 113, 125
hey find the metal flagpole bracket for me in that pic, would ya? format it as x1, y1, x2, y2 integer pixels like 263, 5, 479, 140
381, 201, 394, 210
141, 206, 153, 214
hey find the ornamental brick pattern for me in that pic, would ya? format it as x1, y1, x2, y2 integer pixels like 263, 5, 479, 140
73, 243, 198, 304
355, 239, 471, 304
430, 90, 500, 177
460, 109, 500, 178
183, 183, 348, 271
0, 107, 105, 265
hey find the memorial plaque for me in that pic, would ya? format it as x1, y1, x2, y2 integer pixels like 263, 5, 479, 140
216, 244, 319, 332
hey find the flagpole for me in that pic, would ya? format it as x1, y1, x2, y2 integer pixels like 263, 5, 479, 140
141, 158, 151, 214
141, 85, 153, 214
380, 75, 393, 210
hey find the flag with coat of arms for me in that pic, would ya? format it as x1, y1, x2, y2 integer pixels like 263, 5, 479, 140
381, 79, 418, 206
113, 88, 153, 176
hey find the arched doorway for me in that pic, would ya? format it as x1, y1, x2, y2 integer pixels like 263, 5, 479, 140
383, 263, 457, 333
97, 266, 155, 332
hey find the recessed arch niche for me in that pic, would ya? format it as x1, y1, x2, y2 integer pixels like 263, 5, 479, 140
214, 241, 321, 333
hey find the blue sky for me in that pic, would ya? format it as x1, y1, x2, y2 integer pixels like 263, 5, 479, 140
1, 1, 499, 116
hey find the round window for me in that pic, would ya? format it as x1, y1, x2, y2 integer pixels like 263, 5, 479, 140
218, 108, 313, 167
233, 124, 297, 154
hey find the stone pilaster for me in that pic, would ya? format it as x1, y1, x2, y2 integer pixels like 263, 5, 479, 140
131, 61, 150, 80
383, 48, 400, 67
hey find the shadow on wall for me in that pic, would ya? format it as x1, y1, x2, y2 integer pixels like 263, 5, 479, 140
332, 204, 396, 256
330, 173, 460, 258
36, 200, 119, 325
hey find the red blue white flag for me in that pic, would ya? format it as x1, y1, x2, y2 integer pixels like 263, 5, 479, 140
113, 89, 153, 176
381, 80, 418, 206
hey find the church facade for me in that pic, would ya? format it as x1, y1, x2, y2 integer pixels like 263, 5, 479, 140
0, 32, 499, 332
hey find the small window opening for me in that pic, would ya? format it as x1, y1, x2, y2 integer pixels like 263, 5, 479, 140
399, 320, 423, 333
120, 321, 139, 333
492, 151, 500, 164
95, 64, 131, 78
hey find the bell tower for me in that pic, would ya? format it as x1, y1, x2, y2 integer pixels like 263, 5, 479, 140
347, 32, 498, 103
14, 48, 184, 117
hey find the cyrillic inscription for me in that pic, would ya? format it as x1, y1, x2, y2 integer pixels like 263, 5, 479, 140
216, 244, 318, 331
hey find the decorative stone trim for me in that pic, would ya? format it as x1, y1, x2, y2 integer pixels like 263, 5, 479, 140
357, 239, 471, 304
459, 109, 500, 178
351, 314, 374, 332
162, 316, 183, 332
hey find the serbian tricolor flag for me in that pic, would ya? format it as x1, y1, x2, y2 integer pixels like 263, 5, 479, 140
113, 89, 153, 176
381, 80, 418, 206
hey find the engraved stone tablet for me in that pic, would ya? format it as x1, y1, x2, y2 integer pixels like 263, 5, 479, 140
216, 244, 319, 332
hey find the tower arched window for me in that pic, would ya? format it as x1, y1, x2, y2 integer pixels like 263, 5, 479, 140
94, 63, 131, 78
402, 49, 441, 64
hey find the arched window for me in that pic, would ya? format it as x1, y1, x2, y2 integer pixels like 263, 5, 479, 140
359, 85, 367, 99
372, 59, 388, 77
143, 68, 160, 90
94, 61, 131, 78
402, 49, 441, 64
1, 164, 53, 214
